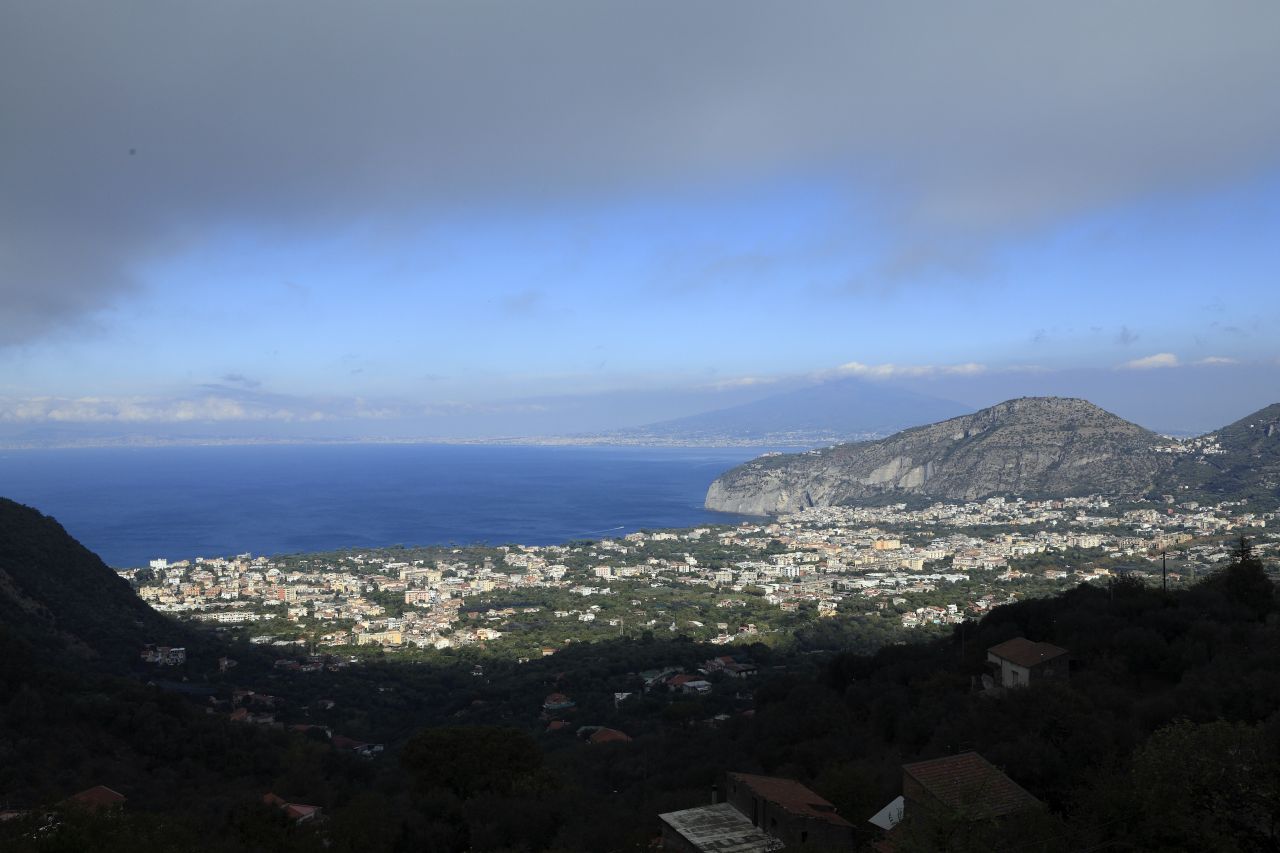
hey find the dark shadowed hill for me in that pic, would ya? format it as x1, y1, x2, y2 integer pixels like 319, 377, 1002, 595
0, 497, 192, 669
0, 496, 1277, 851
706, 397, 1178, 514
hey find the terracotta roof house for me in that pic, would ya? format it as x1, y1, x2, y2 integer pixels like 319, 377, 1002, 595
230, 707, 276, 725
704, 656, 759, 679
64, 786, 126, 812
263, 793, 322, 824
331, 735, 384, 758
986, 638, 1069, 688
901, 752, 1041, 819
725, 772, 855, 849
542, 692, 576, 713
588, 727, 632, 744
871, 752, 1042, 849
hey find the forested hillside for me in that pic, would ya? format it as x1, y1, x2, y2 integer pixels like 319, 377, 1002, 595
1165, 402, 1280, 507
0, 498, 202, 669
1, 501, 1278, 851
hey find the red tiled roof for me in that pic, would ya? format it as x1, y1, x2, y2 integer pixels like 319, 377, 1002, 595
727, 773, 853, 827
66, 786, 126, 811
902, 752, 1040, 818
284, 803, 320, 821
589, 727, 632, 744
264, 793, 321, 823
331, 735, 369, 751
987, 637, 1068, 668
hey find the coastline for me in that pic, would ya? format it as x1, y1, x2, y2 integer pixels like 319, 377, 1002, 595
0, 443, 764, 567
0, 434, 832, 451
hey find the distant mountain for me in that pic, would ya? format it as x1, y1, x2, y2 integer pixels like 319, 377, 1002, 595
0, 497, 191, 670
705, 397, 1181, 514
611, 378, 969, 445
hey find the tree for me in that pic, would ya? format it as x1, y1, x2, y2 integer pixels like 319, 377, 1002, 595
401, 726, 542, 799
1208, 536, 1275, 619
1118, 718, 1278, 851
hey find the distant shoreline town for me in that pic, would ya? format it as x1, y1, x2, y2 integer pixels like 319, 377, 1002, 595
0, 434, 835, 451
125, 493, 1275, 661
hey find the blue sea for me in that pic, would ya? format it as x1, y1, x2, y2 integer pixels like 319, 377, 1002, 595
0, 444, 764, 567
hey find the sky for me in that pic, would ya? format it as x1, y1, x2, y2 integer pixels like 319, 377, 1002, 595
2, 1, 1279, 440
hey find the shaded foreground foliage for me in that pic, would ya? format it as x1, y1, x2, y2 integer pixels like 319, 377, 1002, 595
2, 507, 1279, 851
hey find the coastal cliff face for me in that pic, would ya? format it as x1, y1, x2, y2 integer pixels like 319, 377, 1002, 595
705, 397, 1177, 514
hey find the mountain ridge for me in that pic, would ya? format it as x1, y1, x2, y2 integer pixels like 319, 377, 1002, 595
705, 396, 1280, 514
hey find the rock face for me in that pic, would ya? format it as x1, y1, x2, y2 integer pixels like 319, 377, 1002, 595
705, 397, 1177, 514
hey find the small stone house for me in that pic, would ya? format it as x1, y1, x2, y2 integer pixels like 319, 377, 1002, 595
724, 772, 855, 849
870, 752, 1042, 849
986, 637, 1068, 688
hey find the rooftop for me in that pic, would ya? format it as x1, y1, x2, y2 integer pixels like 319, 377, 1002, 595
65, 786, 126, 811
589, 727, 632, 744
728, 772, 853, 827
902, 752, 1041, 818
659, 803, 778, 853
987, 637, 1068, 668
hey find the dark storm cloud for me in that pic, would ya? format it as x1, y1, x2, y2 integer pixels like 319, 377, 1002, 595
3, 1, 1279, 343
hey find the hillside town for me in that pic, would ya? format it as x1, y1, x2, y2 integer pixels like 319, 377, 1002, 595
124, 494, 1275, 658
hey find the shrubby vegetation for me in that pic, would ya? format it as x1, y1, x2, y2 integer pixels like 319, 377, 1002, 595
3, 499, 1279, 851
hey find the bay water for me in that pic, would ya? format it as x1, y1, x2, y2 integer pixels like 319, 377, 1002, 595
0, 443, 763, 567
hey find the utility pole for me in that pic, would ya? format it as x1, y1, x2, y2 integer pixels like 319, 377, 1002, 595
1161, 550, 1167, 596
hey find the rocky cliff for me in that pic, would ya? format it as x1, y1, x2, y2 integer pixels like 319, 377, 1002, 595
705, 397, 1178, 514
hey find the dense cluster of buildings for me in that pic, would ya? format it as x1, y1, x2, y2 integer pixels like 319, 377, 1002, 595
125, 494, 1273, 653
